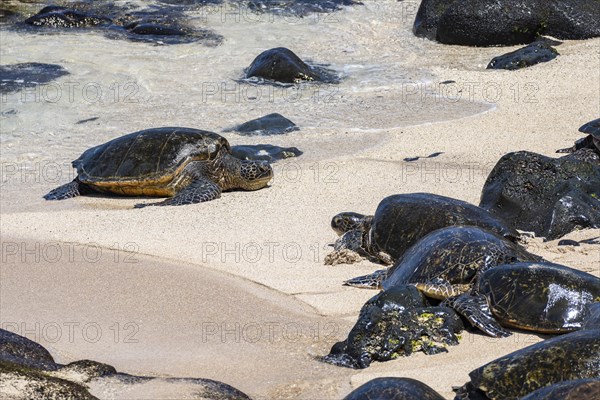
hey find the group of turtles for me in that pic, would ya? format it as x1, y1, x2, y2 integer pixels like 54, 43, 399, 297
40, 112, 600, 397
322, 190, 599, 398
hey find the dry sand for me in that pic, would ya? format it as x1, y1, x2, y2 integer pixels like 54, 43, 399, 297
1, 1, 600, 399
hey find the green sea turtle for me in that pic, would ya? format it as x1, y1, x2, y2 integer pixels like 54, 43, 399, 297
344, 226, 541, 289
557, 117, 600, 154
454, 329, 600, 400
44, 127, 273, 207
519, 379, 600, 400
343, 377, 445, 400
426, 262, 600, 337
326, 193, 519, 265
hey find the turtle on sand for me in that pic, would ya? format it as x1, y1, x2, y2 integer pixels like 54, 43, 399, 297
454, 329, 600, 400
344, 225, 541, 289
343, 377, 445, 400
326, 193, 519, 265
423, 261, 600, 337
44, 127, 273, 207
519, 378, 600, 400
557, 117, 600, 154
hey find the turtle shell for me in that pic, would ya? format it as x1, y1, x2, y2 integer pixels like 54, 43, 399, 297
343, 377, 444, 400
74, 127, 229, 186
368, 193, 519, 261
478, 262, 600, 333
579, 118, 600, 138
382, 226, 540, 290
455, 329, 600, 400
520, 379, 600, 400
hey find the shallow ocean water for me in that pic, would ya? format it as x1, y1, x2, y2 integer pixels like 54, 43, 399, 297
0, 0, 491, 168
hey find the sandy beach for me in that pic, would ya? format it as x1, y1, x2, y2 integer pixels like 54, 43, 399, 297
1, 1, 599, 398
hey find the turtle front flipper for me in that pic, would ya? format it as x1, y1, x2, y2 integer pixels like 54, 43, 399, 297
444, 294, 511, 338
343, 269, 386, 289
134, 178, 221, 208
44, 179, 90, 200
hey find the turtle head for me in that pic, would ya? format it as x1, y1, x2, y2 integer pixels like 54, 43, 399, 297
237, 159, 273, 190
331, 212, 368, 236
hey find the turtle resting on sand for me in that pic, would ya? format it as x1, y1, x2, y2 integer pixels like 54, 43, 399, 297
519, 378, 600, 400
426, 261, 600, 337
557, 117, 600, 154
44, 127, 273, 207
326, 193, 519, 265
344, 226, 541, 289
343, 377, 445, 400
454, 329, 600, 400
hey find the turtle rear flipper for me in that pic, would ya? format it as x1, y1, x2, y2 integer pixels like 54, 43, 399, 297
134, 178, 221, 208
343, 269, 386, 289
44, 179, 90, 200
444, 294, 511, 338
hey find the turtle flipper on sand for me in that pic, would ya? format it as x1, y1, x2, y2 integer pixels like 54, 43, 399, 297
443, 292, 511, 338
44, 127, 273, 208
134, 177, 221, 208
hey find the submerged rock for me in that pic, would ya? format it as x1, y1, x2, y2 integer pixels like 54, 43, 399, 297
242, 0, 361, 16
225, 113, 299, 136
414, 0, 600, 46
480, 151, 600, 240
231, 144, 302, 162
24, 6, 111, 28
487, 41, 559, 70
18, 3, 222, 45
322, 285, 463, 369
0, 63, 69, 94
244, 47, 339, 84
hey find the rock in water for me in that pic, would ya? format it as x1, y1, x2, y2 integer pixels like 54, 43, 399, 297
0, 63, 69, 94
244, 47, 339, 84
231, 144, 303, 162
322, 285, 463, 369
480, 151, 600, 240
414, 0, 600, 46
225, 113, 299, 136
343, 377, 445, 400
487, 41, 559, 70
24, 6, 111, 28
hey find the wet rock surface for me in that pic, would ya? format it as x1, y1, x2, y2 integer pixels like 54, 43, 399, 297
480, 151, 600, 240
487, 40, 559, 70
414, 0, 600, 46
224, 113, 299, 136
322, 285, 463, 369
231, 144, 303, 162
0, 328, 252, 400
244, 47, 340, 84
14, 1, 222, 45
